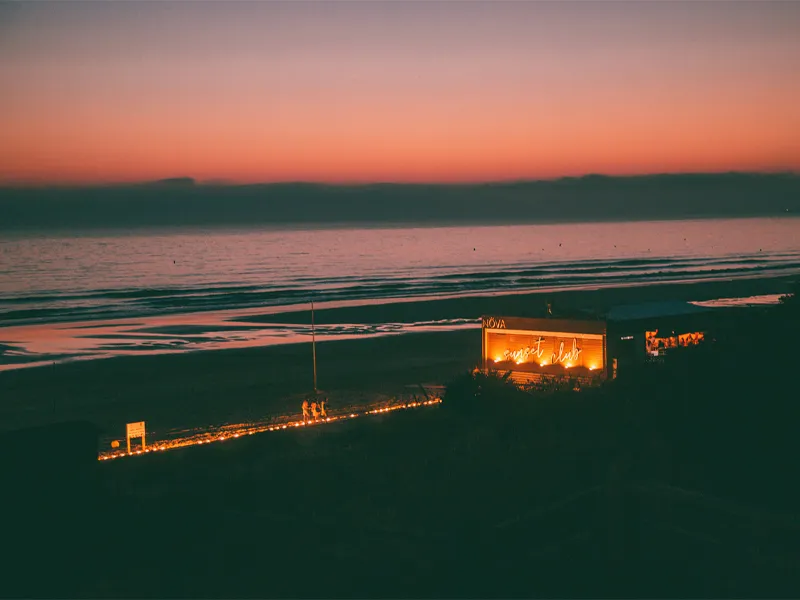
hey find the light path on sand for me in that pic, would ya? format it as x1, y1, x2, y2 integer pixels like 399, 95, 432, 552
98, 397, 443, 462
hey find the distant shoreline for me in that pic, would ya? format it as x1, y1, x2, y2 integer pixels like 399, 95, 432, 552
2, 170, 798, 189
1, 172, 797, 232
2, 212, 799, 238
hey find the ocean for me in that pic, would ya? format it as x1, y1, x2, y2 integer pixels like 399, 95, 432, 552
1, 217, 798, 369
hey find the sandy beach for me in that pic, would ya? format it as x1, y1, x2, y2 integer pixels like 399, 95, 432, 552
1, 275, 795, 439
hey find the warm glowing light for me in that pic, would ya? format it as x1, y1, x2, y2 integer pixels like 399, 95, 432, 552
97, 397, 443, 462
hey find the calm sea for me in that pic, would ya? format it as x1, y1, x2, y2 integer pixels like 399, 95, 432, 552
1, 218, 798, 368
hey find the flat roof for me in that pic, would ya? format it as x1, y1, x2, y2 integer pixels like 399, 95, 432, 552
482, 315, 607, 335
605, 301, 710, 322
484, 300, 720, 331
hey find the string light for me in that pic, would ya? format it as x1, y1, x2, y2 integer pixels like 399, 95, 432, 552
98, 398, 443, 461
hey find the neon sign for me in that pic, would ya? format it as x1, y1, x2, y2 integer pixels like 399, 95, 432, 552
496, 337, 585, 367
502, 337, 545, 363
552, 338, 583, 365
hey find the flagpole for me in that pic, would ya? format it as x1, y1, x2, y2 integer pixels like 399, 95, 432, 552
311, 299, 318, 395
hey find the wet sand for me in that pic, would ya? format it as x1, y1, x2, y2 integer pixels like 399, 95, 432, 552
0, 275, 795, 438
277, 273, 796, 325
0, 328, 478, 437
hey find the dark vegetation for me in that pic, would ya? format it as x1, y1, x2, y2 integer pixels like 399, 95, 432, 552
4, 285, 800, 598
1, 172, 798, 231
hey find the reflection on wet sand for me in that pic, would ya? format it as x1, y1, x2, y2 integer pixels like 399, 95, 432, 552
0, 308, 480, 371
0, 293, 785, 372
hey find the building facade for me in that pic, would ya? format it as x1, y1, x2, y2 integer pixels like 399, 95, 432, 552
481, 303, 711, 386
481, 316, 608, 385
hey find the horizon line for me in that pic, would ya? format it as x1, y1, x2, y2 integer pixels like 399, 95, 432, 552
1, 169, 798, 190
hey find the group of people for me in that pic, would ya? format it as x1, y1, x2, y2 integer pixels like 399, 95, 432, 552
301, 397, 329, 423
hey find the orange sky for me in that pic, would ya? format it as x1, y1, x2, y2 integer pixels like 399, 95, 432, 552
1, 1, 799, 185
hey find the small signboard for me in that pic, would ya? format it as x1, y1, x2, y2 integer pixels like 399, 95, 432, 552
126, 421, 145, 438
126, 421, 146, 453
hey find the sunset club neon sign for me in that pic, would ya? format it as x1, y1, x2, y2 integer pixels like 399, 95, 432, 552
502, 337, 583, 365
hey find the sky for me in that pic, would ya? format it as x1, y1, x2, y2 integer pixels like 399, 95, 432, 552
1, 0, 799, 185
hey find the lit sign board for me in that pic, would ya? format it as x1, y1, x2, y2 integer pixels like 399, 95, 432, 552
126, 421, 145, 438
485, 329, 604, 372
126, 421, 146, 453
645, 330, 704, 354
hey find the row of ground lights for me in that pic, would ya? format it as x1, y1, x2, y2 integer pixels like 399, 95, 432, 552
99, 398, 442, 461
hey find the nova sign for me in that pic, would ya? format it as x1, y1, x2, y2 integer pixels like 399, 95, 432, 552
482, 317, 506, 329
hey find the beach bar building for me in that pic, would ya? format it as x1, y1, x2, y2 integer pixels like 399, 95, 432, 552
605, 301, 711, 372
481, 316, 608, 386
481, 301, 713, 386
